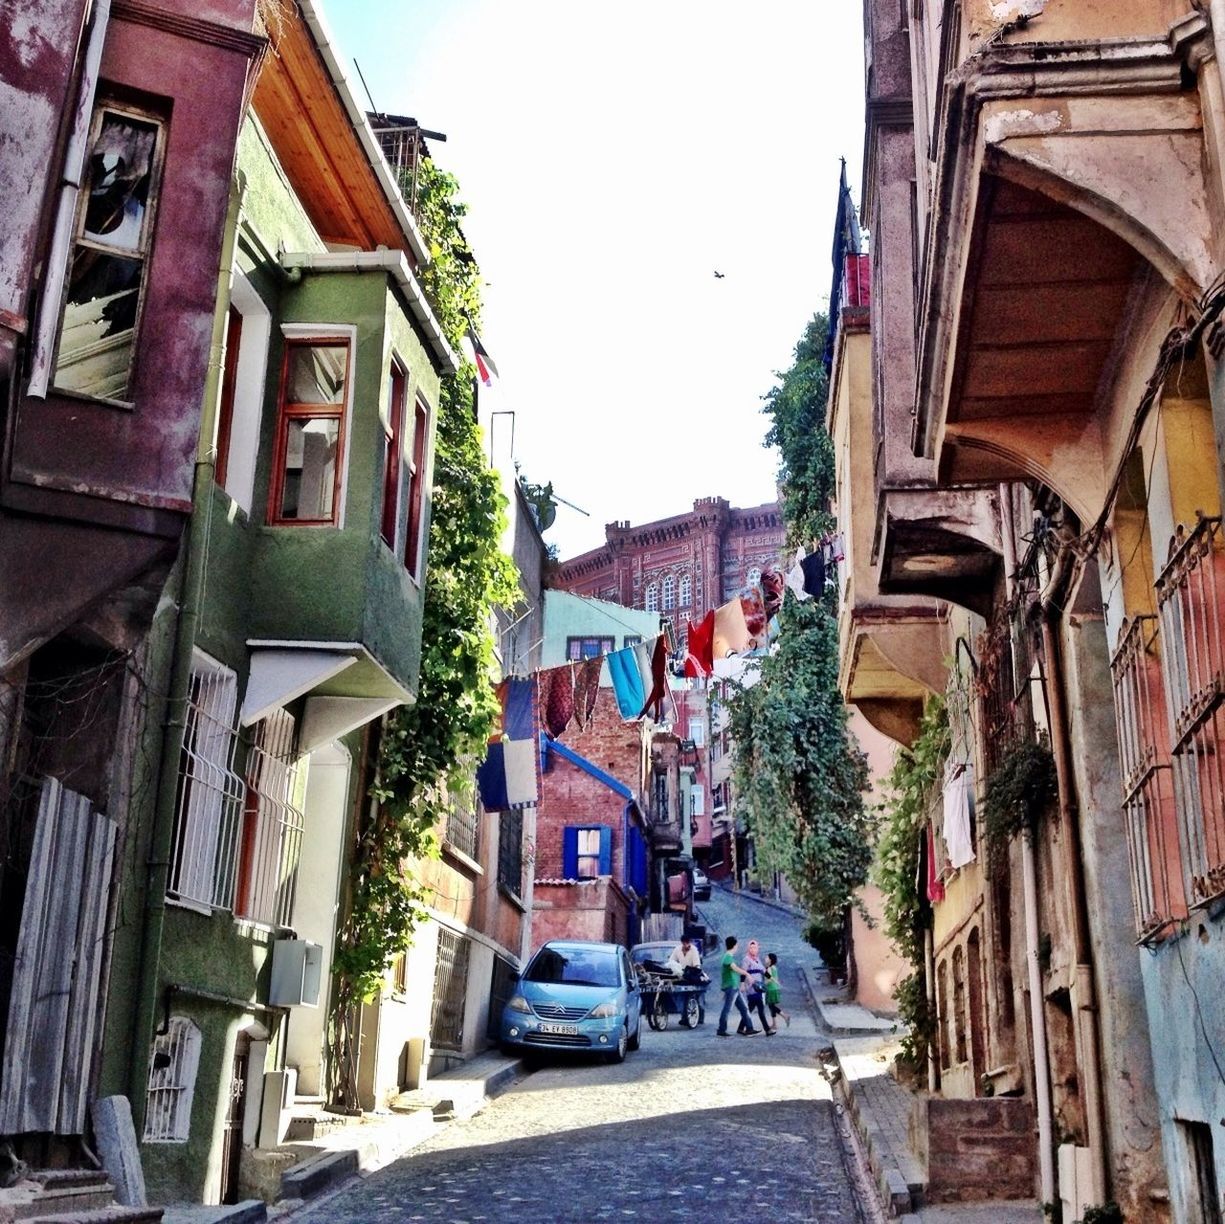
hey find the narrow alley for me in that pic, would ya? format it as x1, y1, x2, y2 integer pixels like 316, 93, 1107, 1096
297, 889, 867, 1224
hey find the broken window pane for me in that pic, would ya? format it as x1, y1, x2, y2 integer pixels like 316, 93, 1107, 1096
280, 417, 339, 521
81, 113, 158, 252
53, 253, 142, 400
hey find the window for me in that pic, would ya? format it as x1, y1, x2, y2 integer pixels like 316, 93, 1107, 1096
644, 583, 658, 613
690, 721, 705, 748
564, 825, 611, 879
690, 785, 705, 817
662, 575, 676, 610
1181, 1120, 1223, 1224
236, 709, 305, 928
143, 1017, 201, 1143
392, 952, 408, 997
169, 656, 244, 911
430, 927, 470, 1051
404, 397, 430, 580
623, 634, 642, 649
445, 795, 479, 861
498, 807, 523, 896
653, 772, 669, 824
54, 104, 165, 403
566, 635, 614, 661
380, 362, 407, 547
214, 273, 271, 514
270, 338, 350, 525
1155, 515, 1225, 907
679, 574, 692, 606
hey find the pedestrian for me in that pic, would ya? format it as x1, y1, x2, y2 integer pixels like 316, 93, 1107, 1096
764, 951, 791, 1030
716, 935, 757, 1036
741, 939, 773, 1036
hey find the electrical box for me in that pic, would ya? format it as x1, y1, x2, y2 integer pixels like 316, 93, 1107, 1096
269, 938, 323, 1008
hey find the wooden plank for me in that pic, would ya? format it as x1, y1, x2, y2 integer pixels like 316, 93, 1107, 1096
0, 778, 61, 1131
58, 809, 116, 1133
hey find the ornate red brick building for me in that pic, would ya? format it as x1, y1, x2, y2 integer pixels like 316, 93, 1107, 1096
552, 497, 787, 626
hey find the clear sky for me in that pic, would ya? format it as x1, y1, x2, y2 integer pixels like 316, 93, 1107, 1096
326, 1, 865, 559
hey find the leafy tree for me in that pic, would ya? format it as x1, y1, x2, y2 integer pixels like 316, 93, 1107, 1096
327, 157, 519, 1108
728, 311, 873, 926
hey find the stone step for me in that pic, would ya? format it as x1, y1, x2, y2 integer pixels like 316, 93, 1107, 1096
283, 1110, 366, 1141
15, 1181, 118, 1219
28, 1172, 111, 1191
22, 1207, 162, 1223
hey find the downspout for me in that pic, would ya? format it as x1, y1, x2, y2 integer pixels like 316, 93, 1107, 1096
1000, 485, 1055, 1206
924, 927, 939, 1093
1039, 586, 1109, 1208
28, 0, 111, 397
128, 179, 245, 1107
519, 804, 536, 964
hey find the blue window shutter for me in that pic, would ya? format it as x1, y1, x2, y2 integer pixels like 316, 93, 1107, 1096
562, 827, 578, 879
598, 825, 613, 876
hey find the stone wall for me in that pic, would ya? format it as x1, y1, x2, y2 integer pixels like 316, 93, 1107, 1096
911, 1097, 1035, 1203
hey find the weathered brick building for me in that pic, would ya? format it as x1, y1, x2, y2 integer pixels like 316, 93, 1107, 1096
553, 497, 787, 629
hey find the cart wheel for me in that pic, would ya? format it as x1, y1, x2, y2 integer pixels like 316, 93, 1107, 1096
681, 996, 701, 1028
652, 991, 669, 1031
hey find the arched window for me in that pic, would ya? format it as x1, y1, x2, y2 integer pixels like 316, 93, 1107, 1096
661, 575, 676, 610
678, 574, 692, 606
746, 566, 762, 589
644, 583, 658, 613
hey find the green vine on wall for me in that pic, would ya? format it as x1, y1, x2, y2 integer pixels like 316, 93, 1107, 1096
980, 738, 1058, 873
874, 697, 950, 1068
728, 312, 874, 927
327, 158, 520, 1109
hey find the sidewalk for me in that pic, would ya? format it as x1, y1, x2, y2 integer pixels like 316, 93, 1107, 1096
162, 1050, 527, 1222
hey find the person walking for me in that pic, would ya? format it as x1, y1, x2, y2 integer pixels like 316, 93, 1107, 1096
742, 939, 773, 1036
716, 935, 757, 1036
764, 951, 791, 1030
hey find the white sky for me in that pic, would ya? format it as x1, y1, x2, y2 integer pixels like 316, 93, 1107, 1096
327, 1, 865, 559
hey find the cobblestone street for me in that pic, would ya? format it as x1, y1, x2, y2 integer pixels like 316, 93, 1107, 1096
298, 888, 865, 1223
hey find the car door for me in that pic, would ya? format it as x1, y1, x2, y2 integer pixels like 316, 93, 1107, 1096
623, 950, 640, 1028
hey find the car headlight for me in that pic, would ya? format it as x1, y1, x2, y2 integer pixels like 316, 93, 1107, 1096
587, 1001, 618, 1018
506, 994, 532, 1014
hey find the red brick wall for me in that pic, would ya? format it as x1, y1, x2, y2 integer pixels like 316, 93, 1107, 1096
911, 1097, 1036, 1202
530, 879, 631, 952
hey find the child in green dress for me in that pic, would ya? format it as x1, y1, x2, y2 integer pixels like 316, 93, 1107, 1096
764, 952, 791, 1030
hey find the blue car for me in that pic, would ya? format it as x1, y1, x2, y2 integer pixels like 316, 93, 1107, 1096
500, 940, 643, 1063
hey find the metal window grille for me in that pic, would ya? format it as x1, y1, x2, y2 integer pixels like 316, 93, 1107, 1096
430, 928, 470, 1051
169, 663, 244, 910
143, 1017, 202, 1143
652, 771, 669, 825
1110, 615, 1186, 939
392, 953, 408, 996
498, 807, 523, 895
445, 799, 479, 861
371, 120, 425, 220
1157, 515, 1225, 905
238, 710, 305, 928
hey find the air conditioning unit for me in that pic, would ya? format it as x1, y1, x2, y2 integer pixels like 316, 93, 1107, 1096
269, 938, 323, 1008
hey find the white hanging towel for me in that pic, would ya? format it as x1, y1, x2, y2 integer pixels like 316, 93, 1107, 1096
942, 762, 976, 869
784, 548, 811, 601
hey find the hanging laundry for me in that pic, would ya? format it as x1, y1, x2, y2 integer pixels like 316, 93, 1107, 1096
684, 610, 715, 678
637, 635, 669, 721
925, 823, 946, 903
477, 742, 509, 811
830, 533, 846, 563
760, 567, 785, 620
608, 646, 646, 720
542, 665, 575, 738
741, 587, 768, 641
571, 655, 602, 729
942, 762, 976, 869
504, 737, 538, 807
713, 597, 751, 659
800, 549, 826, 598
633, 640, 655, 695
785, 548, 811, 602
500, 676, 536, 740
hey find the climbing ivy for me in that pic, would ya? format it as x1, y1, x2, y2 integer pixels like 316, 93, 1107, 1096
728, 312, 873, 927
873, 697, 950, 1068
980, 738, 1058, 873
327, 157, 519, 1109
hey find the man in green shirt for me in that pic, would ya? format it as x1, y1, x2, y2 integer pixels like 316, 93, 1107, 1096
716, 935, 756, 1036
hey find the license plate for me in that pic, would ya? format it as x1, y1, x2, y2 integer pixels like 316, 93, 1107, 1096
538, 1022, 579, 1035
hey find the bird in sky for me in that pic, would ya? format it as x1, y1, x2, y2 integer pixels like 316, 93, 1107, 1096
713, 270, 725, 279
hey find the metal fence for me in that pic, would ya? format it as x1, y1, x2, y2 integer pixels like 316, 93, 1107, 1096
431, 927, 470, 1052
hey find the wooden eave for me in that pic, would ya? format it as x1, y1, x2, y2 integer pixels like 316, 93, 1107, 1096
252, 16, 406, 255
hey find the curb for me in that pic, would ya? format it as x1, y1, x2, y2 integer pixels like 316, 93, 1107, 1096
161, 1203, 269, 1224
712, 883, 807, 919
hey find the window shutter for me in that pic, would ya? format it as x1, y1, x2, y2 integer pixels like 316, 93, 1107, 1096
598, 825, 613, 876
562, 827, 579, 879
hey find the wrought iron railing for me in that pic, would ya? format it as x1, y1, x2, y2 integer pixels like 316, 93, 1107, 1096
1110, 615, 1186, 939
1157, 514, 1225, 904
430, 927, 470, 1052
444, 799, 479, 861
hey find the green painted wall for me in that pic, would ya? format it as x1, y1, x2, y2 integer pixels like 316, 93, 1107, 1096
540, 590, 663, 669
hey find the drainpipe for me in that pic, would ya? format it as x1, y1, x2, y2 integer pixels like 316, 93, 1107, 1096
1000, 485, 1055, 1206
1040, 602, 1109, 1208
128, 180, 245, 1108
924, 927, 939, 1093
28, 0, 111, 397
518, 805, 536, 965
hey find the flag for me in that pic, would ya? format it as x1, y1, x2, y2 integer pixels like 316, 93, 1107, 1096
684, 611, 715, 678
466, 322, 499, 387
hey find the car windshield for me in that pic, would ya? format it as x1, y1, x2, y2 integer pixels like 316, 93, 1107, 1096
630, 945, 673, 964
526, 947, 621, 987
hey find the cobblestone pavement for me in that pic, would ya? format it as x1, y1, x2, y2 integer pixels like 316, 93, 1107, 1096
298, 888, 865, 1223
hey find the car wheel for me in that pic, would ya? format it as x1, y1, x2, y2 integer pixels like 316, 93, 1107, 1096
606, 1023, 628, 1063
628, 1017, 641, 1051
